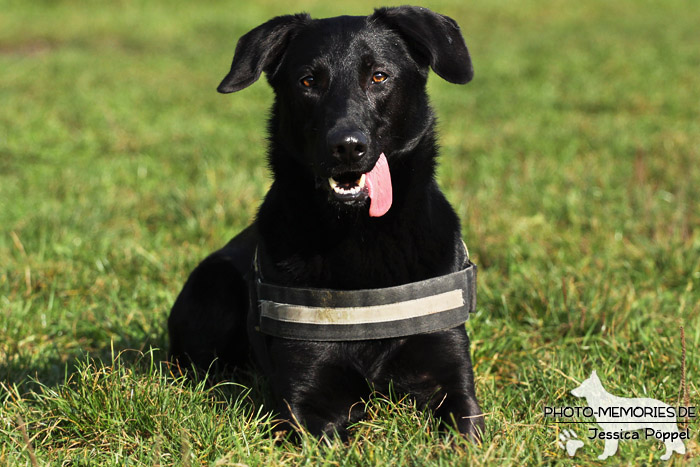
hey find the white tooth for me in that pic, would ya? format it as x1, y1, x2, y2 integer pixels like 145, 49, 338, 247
330, 177, 364, 196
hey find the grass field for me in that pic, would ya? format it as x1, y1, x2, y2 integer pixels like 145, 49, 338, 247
1, 0, 698, 464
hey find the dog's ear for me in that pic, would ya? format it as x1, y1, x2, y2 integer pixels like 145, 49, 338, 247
218, 13, 310, 94
371, 6, 473, 84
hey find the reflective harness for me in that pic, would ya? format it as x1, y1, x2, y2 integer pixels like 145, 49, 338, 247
250, 244, 476, 341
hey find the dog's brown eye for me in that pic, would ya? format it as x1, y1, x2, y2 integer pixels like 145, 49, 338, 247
300, 76, 315, 88
371, 72, 388, 84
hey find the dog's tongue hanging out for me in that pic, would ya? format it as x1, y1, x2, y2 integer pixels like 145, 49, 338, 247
365, 152, 392, 217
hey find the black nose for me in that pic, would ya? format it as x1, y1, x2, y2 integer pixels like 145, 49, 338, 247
328, 130, 368, 163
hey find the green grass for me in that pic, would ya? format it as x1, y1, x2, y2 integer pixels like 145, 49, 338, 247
1, 0, 698, 464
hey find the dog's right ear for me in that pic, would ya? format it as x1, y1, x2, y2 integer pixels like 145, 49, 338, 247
217, 13, 310, 94
371, 6, 473, 84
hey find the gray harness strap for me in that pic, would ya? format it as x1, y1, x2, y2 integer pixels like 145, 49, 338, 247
252, 246, 477, 341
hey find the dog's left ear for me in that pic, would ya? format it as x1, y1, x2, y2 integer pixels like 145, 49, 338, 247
218, 13, 311, 93
371, 6, 473, 84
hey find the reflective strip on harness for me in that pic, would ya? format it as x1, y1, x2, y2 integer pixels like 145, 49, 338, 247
256, 261, 477, 341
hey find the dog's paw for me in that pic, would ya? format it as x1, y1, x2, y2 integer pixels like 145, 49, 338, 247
557, 429, 584, 457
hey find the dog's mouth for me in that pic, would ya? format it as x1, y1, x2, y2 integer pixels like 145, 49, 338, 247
328, 172, 367, 199
323, 152, 393, 217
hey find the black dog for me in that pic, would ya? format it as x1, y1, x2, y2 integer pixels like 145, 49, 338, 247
168, 6, 484, 441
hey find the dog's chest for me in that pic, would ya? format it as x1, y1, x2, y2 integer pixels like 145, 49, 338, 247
271, 231, 447, 290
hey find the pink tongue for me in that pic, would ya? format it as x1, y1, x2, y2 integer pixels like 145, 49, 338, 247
365, 152, 392, 217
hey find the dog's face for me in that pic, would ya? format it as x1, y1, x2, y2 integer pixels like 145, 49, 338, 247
218, 7, 473, 216
571, 370, 602, 398
268, 17, 424, 211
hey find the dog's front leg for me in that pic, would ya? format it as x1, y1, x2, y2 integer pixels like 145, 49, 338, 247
383, 329, 484, 442
432, 388, 484, 442
270, 342, 368, 441
598, 435, 619, 460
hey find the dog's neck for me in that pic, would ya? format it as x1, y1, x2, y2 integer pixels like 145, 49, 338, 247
257, 136, 465, 289
580, 385, 615, 410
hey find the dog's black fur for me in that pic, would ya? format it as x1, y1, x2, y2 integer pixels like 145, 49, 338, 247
168, 6, 484, 441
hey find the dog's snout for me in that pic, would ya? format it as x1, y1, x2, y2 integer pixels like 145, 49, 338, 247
328, 130, 368, 163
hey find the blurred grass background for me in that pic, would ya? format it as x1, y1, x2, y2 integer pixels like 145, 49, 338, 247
0, 0, 698, 464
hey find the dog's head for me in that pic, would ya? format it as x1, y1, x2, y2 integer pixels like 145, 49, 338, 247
217, 6, 472, 217
571, 370, 603, 398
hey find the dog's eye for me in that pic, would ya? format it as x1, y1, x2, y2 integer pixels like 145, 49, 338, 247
371, 72, 388, 84
300, 76, 316, 88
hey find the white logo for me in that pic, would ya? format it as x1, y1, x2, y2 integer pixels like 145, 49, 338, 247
570, 370, 687, 460
557, 429, 584, 457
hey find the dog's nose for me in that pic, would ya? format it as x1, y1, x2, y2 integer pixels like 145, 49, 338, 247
328, 130, 368, 163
